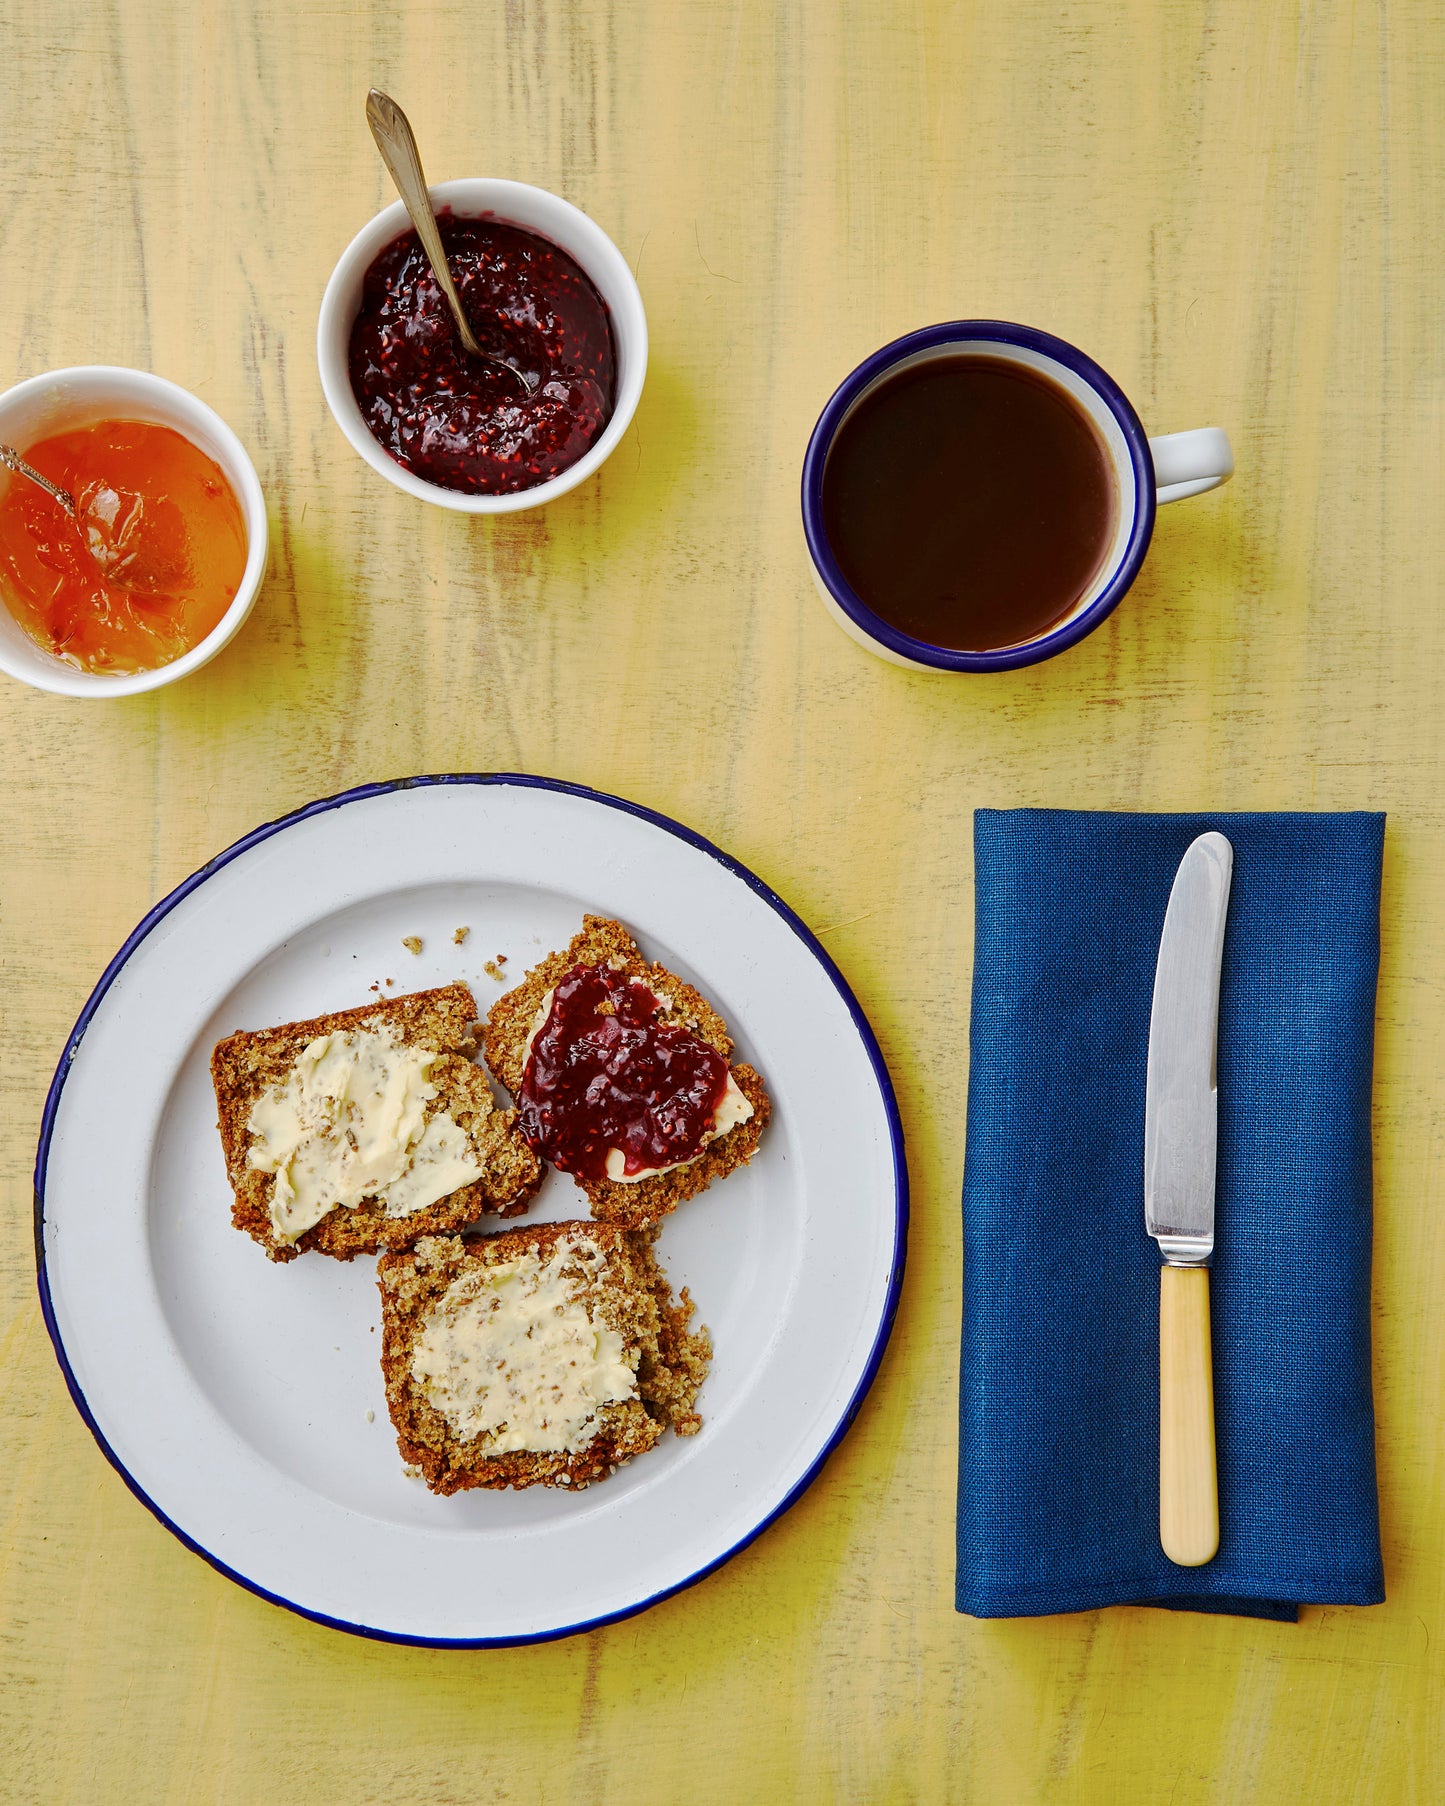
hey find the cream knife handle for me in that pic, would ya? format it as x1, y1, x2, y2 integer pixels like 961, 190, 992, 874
1159, 1264, 1219, 1566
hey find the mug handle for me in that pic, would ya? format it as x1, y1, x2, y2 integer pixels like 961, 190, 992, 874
1149, 428, 1234, 505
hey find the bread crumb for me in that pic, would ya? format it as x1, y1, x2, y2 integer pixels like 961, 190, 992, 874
483, 959, 504, 981
453, 926, 470, 945
384, 977, 394, 987
365, 1409, 375, 1423
402, 936, 423, 956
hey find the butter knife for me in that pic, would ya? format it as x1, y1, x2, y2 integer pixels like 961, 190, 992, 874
1145, 830, 1233, 1567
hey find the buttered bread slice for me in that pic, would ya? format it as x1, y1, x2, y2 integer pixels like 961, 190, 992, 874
378, 1222, 711, 1493
484, 916, 770, 1228
211, 983, 542, 1263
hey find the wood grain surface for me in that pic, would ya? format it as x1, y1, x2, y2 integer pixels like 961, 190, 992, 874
2, 1, 1443, 1800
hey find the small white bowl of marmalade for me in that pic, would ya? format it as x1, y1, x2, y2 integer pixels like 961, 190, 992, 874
0, 367, 267, 698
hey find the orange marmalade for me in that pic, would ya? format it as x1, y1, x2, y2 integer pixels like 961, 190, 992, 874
0, 420, 248, 675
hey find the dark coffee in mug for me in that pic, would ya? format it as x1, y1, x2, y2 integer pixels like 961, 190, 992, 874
819, 354, 1117, 653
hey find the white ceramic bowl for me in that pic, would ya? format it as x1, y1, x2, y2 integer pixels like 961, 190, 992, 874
0, 367, 268, 699
316, 178, 647, 514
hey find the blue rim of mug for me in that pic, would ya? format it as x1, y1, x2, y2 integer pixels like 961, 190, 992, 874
800, 320, 1158, 673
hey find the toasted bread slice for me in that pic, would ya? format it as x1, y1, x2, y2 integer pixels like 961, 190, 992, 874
212, 983, 542, 1263
483, 915, 770, 1227
378, 1222, 710, 1494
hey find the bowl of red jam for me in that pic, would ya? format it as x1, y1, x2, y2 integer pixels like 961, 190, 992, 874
318, 179, 647, 513
0, 367, 268, 698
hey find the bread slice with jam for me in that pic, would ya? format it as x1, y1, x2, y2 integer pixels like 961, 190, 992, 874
483, 916, 771, 1228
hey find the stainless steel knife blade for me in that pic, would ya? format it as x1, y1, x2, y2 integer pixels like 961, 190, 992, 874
1144, 832, 1234, 1266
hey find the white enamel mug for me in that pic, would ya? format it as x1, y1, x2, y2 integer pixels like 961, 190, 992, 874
801, 321, 1232, 672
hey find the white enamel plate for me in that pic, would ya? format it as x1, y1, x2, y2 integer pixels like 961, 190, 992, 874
36, 777, 907, 1645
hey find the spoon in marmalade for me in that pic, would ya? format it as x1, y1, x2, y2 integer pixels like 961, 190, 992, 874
365, 89, 537, 397
1, 442, 76, 520
0, 442, 191, 592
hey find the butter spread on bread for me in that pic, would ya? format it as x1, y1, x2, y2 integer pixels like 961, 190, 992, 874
378, 1223, 711, 1492
247, 1028, 483, 1244
410, 1236, 637, 1452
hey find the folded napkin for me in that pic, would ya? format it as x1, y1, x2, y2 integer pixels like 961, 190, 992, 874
956, 809, 1386, 1622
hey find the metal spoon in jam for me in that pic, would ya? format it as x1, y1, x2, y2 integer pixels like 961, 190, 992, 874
364, 89, 537, 398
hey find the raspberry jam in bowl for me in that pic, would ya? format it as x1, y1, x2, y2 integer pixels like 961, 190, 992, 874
318, 180, 647, 515
349, 215, 615, 496
0, 368, 267, 699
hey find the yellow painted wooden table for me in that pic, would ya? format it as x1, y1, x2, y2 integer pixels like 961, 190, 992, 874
2, 2, 1442, 1800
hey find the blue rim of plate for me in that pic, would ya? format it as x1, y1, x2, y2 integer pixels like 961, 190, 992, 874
800, 319, 1158, 672
33, 773, 910, 1648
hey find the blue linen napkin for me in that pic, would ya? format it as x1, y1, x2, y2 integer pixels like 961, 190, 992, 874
956, 809, 1386, 1621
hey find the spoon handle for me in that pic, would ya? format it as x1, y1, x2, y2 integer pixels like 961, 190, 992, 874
365, 89, 484, 360
0, 444, 77, 517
